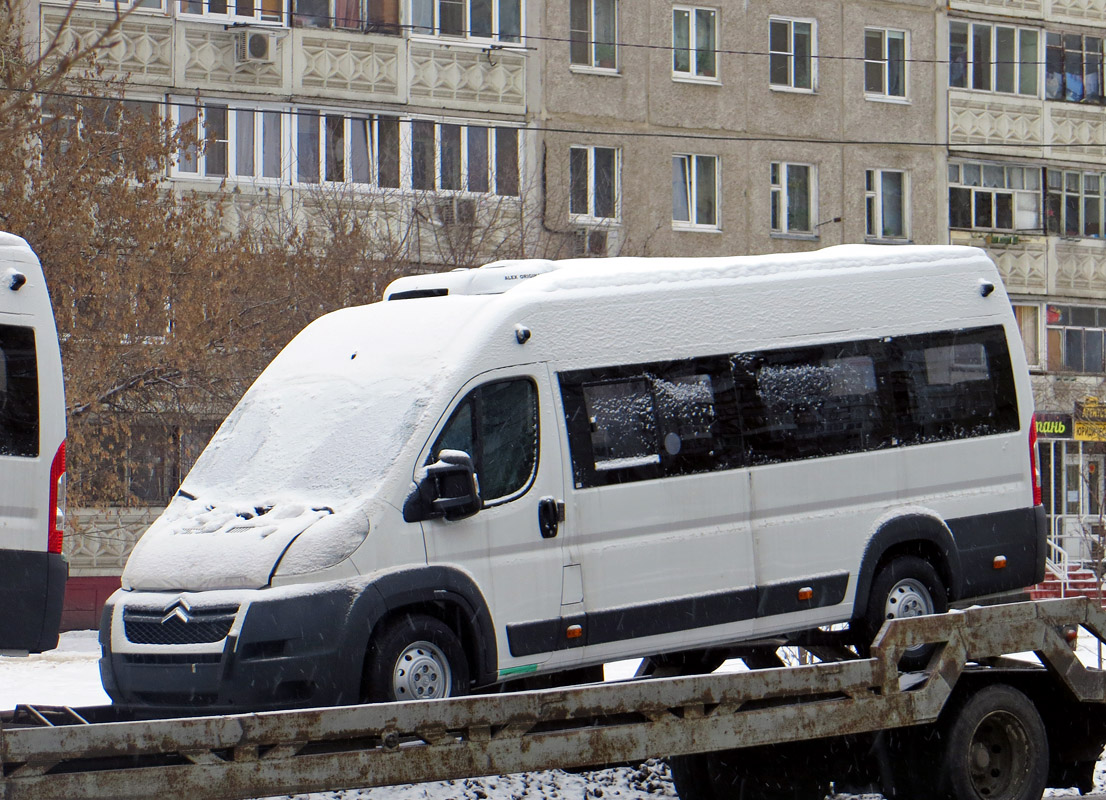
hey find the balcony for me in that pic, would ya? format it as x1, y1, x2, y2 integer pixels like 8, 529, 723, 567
948, 0, 1106, 24
951, 230, 1106, 299
40, 4, 526, 113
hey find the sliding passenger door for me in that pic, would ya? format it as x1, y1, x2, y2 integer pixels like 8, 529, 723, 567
556, 356, 757, 663
736, 342, 898, 632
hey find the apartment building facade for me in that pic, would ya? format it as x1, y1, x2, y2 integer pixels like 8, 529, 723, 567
539, 0, 947, 258
944, 0, 1106, 568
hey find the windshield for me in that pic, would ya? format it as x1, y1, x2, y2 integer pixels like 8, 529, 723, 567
182, 373, 431, 506
177, 296, 492, 508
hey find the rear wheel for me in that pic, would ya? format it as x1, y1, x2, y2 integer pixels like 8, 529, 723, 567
934, 685, 1047, 800
362, 613, 470, 702
860, 555, 947, 670
668, 754, 718, 800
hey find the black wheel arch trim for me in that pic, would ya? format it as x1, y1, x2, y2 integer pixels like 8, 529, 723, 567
853, 514, 962, 619
343, 566, 498, 688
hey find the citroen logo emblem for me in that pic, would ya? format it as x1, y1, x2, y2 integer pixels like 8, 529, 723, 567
161, 597, 192, 625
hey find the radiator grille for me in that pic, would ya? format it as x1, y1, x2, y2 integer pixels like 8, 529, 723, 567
123, 605, 238, 645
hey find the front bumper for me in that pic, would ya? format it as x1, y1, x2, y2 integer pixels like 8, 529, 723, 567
100, 581, 379, 715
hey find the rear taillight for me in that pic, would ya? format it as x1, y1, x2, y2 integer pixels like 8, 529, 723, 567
48, 441, 66, 555
1029, 414, 1042, 507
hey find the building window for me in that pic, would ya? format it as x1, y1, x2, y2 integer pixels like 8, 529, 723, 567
79, 0, 164, 10
178, 102, 289, 181
769, 17, 815, 91
180, 0, 280, 22
411, 122, 520, 195
948, 162, 1041, 232
295, 0, 381, 28
673, 154, 718, 228
770, 162, 815, 234
673, 6, 717, 80
865, 169, 908, 240
410, 0, 521, 41
233, 108, 284, 180
1013, 303, 1040, 369
949, 21, 1039, 96
1047, 304, 1106, 374
865, 28, 906, 99
296, 112, 403, 186
570, 0, 617, 70
174, 106, 516, 195
1046, 169, 1106, 238
1046, 32, 1103, 104
570, 145, 619, 221
175, 101, 229, 177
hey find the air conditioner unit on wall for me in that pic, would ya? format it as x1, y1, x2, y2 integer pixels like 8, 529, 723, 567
435, 198, 477, 227
574, 228, 608, 257
235, 30, 275, 64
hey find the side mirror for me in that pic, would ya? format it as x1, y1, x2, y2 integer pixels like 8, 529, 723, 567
403, 450, 482, 522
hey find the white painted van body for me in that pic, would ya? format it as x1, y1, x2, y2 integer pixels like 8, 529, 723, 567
0, 233, 67, 653
101, 245, 1044, 711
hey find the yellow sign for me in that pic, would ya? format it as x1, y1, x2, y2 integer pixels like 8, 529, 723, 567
1074, 421, 1106, 442
1075, 396, 1106, 423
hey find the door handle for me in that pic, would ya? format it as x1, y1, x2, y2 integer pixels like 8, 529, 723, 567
538, 496, 564, 539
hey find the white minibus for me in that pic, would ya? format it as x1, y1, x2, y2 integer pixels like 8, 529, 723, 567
100, 245, 1045, 710
0, 233, 67, 654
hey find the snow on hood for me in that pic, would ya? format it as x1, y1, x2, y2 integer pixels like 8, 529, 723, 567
123, 298, 491, 592
122, 500, 332, 591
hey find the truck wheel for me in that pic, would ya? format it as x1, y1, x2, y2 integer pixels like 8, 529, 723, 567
363, 613, 470, 702
709, 744, 831, 800
668, 754, 718, 800
935, 684, 1047, 800
860, 555, 947, 670
640, 650, 725, 677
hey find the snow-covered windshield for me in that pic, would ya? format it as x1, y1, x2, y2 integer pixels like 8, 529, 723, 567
182, 373, 430, 506
177, 299, 481, 508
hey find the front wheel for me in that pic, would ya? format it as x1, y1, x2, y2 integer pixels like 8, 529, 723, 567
859, 555, 947, 670
362, 613, 470, 702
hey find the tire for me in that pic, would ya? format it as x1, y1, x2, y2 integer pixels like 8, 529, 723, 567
708, 744, 831, 800
669, 754, 718, 800
640, 650, 726, 678
362, 613, 470, 702
934, 684, 1048, 800
859, 555, 947, 671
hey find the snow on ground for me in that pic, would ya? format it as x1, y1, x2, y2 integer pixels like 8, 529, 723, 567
0, 630, 109, 709
3, 633, 1106, 799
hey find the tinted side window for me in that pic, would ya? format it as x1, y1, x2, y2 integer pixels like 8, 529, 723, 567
737, 343, 892, 465
0, 324, 39, 458
892, 326, 1019, 444
560, 358, 738, 488
430, 378, 537, 504
583, 378, 659, 472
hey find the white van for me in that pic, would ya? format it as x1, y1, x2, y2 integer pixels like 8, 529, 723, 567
0, 233, 67, 654
100, 245, 1045, 710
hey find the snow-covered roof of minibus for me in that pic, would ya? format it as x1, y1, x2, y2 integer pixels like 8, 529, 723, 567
383, 245, 992, 301
521, 245, 988, 295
